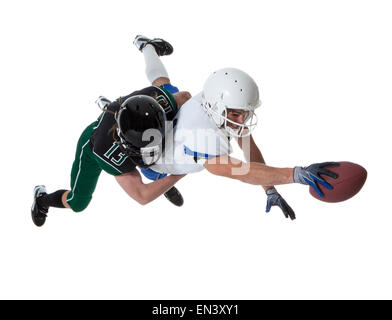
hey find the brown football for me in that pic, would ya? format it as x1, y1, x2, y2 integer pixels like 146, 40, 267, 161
309, 161, 367, 203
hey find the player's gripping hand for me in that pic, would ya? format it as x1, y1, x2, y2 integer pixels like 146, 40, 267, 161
294, 162, 339, 197
266, 188, 296, 220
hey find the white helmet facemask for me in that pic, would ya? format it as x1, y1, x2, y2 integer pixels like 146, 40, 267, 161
206, 102, 258, 137
202, 68, 261, 138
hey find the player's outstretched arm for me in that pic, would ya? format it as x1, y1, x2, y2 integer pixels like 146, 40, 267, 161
115, 169, 185, 205
204, 157, 339, 195
204, 156, 294, 186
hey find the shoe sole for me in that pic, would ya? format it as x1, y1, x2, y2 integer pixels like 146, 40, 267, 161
164, 187, 184, 207
31, 185, 47, 227
133, 35, 173, 56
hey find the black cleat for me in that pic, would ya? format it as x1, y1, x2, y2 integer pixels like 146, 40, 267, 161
164, 187, 184, 207
31, 185, 49, 227
133, 35, 173, 56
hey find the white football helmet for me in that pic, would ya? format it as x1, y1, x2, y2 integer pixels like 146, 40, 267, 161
202, 68, 261, 137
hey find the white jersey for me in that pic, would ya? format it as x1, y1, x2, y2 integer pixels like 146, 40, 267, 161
150, 93, 232, 174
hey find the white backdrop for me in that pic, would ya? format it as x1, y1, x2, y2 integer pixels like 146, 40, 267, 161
0, 0, 391, 299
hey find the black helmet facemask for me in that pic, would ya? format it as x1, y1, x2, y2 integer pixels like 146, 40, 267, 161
115, 95, 166, 167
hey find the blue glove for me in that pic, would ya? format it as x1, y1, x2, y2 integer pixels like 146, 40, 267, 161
294, 162, 339, 197
266, 188, 296, 220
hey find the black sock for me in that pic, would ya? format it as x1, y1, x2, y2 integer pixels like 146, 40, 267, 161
37, 189, 68, 208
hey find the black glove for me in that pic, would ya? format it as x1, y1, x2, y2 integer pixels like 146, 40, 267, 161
266, 188, 296, 220
293, 162, 339, 197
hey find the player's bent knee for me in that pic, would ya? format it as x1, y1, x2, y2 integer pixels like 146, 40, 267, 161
67, 195, 92, 213
70, 204, 88, 213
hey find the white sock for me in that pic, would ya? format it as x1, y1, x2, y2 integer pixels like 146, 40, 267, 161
142, 44, 169, 83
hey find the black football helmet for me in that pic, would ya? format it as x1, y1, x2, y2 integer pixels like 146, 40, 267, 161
116, 95, 166, 167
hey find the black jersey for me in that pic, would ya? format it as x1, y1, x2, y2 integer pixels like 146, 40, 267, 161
89, 86, 178, 176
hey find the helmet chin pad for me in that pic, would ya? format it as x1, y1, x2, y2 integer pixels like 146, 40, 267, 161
117, 131, 163, 166
140, 145, 162, 165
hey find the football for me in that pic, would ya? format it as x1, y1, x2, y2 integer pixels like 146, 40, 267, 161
309, 161, 367, 203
